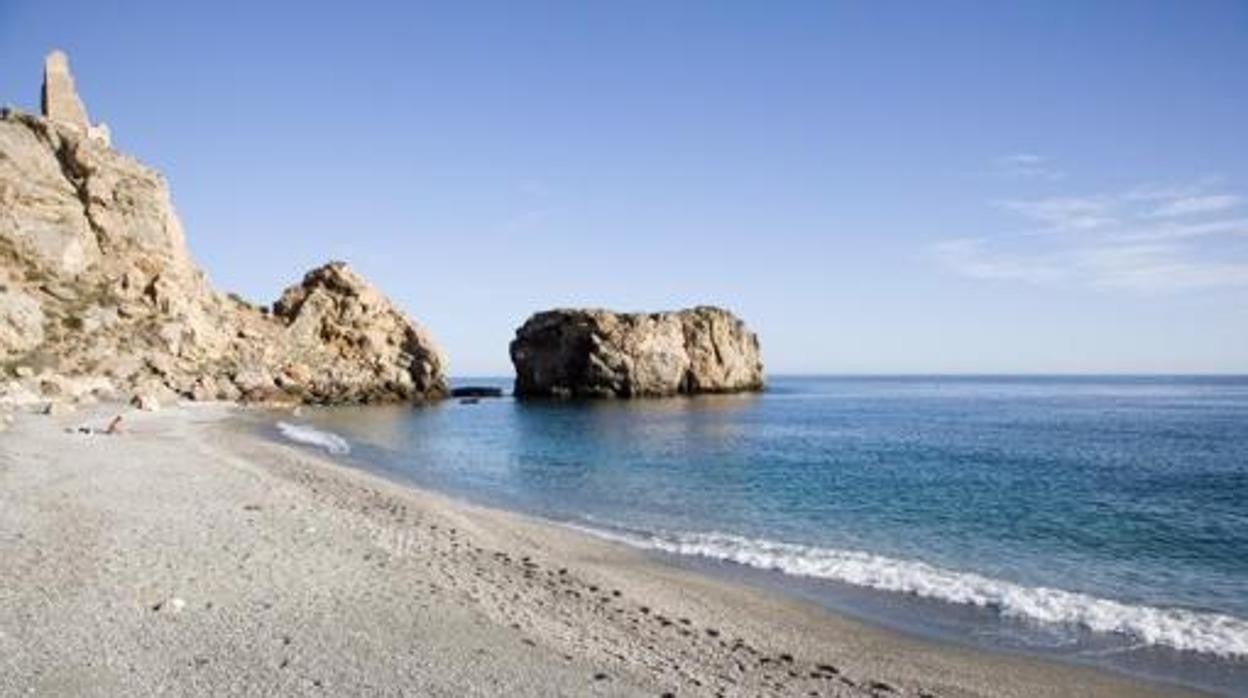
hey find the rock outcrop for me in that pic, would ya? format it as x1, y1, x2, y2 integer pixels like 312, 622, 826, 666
1, 52, 446, 406
270, 263, 446, 403
510, 307, 763, 398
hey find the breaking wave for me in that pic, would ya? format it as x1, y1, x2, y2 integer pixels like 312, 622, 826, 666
276, 421, 351, 455
582, 528, 1248, 658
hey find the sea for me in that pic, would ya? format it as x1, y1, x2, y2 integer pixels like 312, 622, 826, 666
265, 375, 1248, 696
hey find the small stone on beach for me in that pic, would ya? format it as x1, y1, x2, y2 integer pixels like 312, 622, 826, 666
43, 402, 74, 416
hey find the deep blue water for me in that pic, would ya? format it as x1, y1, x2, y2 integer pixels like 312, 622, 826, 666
271, 376, 1248, 694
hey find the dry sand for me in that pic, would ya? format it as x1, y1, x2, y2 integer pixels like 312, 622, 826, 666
0, 405, 1209, 697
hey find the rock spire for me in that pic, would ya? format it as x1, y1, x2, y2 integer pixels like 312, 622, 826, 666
40, 50, 110, 145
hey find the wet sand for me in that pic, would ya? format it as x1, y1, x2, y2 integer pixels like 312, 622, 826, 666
0, 405, 1211, 697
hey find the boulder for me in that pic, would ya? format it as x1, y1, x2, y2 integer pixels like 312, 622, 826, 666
130, 392, 161, 411
130, 378, 177, 410
510, 306, 763, 398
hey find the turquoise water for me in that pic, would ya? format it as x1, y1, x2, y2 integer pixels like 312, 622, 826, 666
273, 376, 1248, 694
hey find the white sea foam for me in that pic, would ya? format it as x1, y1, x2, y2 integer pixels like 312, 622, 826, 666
276, 422, 351, 455
579, 527, 1248, 658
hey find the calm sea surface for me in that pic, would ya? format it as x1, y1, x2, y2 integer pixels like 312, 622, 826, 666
267, 376, 1248, 695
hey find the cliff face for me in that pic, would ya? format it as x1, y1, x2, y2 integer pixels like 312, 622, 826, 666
509, 306, 763, 398
0, 108, 447, 406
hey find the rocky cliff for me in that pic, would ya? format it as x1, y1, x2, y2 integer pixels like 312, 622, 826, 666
0, 56, 446, 408
510, 307, 763, 398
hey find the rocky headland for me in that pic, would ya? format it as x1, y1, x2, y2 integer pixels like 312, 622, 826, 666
1, 51, 765, 411
0, 52, 447, 411
510, 306, 764, 398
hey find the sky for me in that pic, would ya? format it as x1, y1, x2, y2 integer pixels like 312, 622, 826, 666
2, 1, 1246, 375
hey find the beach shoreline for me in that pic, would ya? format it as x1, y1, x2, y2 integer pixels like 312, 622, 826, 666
0, 405, 1214, 697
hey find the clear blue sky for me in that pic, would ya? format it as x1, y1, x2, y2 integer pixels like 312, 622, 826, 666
3, 1, 1246, 375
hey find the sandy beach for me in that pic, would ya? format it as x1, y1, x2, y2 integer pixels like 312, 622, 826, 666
0, 405, 1209, 697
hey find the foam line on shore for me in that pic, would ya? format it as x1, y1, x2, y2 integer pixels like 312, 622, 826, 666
577, 526, 1248, 658
276, 421, 351, 455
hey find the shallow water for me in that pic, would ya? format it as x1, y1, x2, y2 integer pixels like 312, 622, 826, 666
271, 375, 1248, 695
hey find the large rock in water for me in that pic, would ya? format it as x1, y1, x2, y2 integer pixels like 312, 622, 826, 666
510, 307, 764, 398
0, 100, 447, 405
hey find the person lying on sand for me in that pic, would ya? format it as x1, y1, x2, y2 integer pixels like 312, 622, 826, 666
66, 414, 125, 436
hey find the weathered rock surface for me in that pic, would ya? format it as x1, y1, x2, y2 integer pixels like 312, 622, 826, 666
510, 307, 763, 398
270, 263, 446, 403
0, 282, 45, 357
0, 55, 447, 406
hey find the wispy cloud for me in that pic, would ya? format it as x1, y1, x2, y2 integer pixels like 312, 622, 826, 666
935, 159, 1247, 292
1149, 194, 1241, 218
991, 153, 1066, 181
997, 195, 1117, 231
1118, 217, 1248, 242
932, 238, 1067, 284
1076, 244, 1248, 290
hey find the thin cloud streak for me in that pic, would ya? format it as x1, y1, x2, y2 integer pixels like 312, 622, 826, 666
1077, 244, 1248, 290
937, 238, 1248, 291
936, 161, 1247, 292
932, 238, 1067, 284
1117, 217, 1248, 242
997, 196, 1117, 231
1150, 194, 1241, 218
991, 153, 1066, 181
